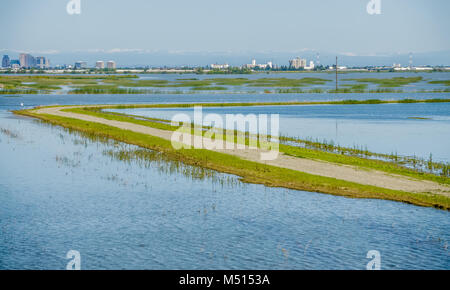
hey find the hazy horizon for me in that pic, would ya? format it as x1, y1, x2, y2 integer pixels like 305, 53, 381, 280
1, 0, 450, 66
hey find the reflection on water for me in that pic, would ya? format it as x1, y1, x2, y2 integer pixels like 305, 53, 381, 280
0, 110, 449, 270
103, 147, 242, 188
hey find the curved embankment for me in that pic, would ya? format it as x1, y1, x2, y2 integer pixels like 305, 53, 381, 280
16, 105, 450, 210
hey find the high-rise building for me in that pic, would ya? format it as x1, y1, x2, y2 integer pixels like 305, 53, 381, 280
289, 57, 307, 69
107, 61, 116, 69
36, 57, 50, 69
244, 59, 272, 69
19, 53, 36, 68
74, 61, 87, 69
10, 60, 20, 69
96, 61, 105, 69
2, 55, 10, 68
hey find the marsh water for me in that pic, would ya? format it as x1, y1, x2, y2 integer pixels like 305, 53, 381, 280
1, 72, 449, 269
135, 71, 450, 93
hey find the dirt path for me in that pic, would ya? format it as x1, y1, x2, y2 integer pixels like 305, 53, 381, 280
35, 106, 450, 196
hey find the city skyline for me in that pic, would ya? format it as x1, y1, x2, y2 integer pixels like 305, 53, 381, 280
2, 49, 450, 68
1, 0, 449, 58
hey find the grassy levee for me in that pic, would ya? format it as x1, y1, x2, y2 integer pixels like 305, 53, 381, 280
14, 108, 450, 210
62, 100, 450, 185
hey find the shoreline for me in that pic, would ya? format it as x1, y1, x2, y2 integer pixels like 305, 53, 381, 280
14, 104, 450, 210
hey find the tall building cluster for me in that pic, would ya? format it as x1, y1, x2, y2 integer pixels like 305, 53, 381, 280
289, 57, 307, 69
2, 53, 50, 69
1, 54, 117, 70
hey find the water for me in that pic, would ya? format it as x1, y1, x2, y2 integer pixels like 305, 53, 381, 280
109, 102, 450, 163
0, 111, 449, 270
1, 74, 449, 269
126, 72, 450, 93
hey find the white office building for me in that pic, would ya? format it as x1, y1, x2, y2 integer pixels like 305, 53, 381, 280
107, 61, 116, 69
96, 61, 105, 69
305, 61, 315, 70
289, 57, 307, 69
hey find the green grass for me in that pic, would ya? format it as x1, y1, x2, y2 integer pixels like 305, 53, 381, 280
344, 77, 423, 87
429, 80, 450, 86
14, 108, 450, 210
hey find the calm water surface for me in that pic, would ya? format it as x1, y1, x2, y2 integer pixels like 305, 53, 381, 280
0, 83, 449, 269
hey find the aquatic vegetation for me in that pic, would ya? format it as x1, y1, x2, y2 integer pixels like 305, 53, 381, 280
0, 127, 21, 139
55, 155, 81, 168
191, 86, 227, 91
276, 88, 304, 93
336, 99, 384, 104
408, 117, 431, 120
280, 135, 450, 178
0, 75, 138, 94
103, 147, 240, 186
0, 89, 40, 94
247, 77, 329, 87
344, 76, 423, 88
429, 80, 450, 86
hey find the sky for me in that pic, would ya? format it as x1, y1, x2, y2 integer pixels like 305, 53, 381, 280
1, 0, 449, 66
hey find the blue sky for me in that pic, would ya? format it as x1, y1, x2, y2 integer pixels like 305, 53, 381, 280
1, 0, 449, 65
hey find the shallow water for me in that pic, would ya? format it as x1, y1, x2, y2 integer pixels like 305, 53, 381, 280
0, 108, 449, 270
1, 75, 450, 269
4, 72, 449, 94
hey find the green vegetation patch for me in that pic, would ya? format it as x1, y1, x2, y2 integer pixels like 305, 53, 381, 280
344, 76, 423, 88
429, 80, 450, 86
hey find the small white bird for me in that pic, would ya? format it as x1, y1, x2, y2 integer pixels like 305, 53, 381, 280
20, 103, 24, 107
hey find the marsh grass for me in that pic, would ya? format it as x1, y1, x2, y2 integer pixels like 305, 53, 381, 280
280, 136, 450, 178
191, 86, 228, 91
0, 127, 21, 139
103, 147, 240, 187
428, 80, 450, 86
344, 76, 423, 87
